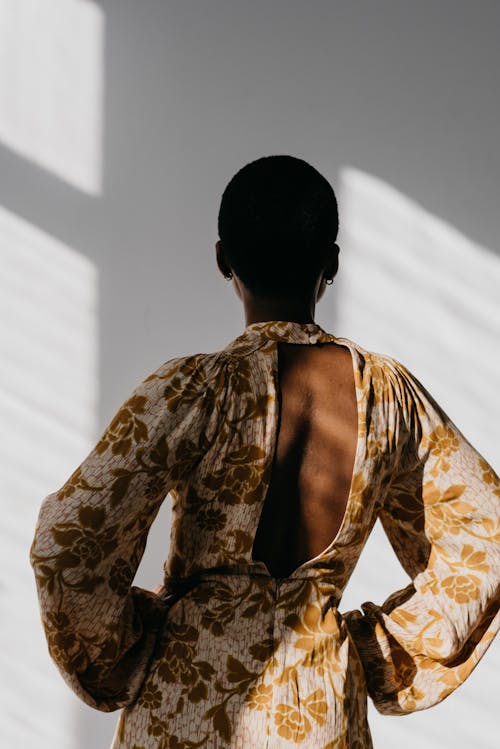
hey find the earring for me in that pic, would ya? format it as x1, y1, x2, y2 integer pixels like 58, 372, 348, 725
325, 276, 334, 285
224, 272, 233, 281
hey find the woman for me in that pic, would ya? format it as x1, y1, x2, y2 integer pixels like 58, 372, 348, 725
30, 155, 499, 748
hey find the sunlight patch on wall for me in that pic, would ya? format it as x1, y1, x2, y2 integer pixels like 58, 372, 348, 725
0, 0, 104, 194
336, 167, 499, 749
0, 205, 98, 747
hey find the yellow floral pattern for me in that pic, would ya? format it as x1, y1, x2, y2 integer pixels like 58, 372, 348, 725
29, 320, 500, 747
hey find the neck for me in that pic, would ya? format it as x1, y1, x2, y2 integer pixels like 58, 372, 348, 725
243, 298, 317, 326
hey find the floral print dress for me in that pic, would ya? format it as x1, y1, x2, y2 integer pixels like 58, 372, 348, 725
30, 320, 500, 748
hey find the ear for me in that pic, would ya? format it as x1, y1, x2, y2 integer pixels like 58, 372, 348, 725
215, 239, 231, 277
327, 243, 340, 278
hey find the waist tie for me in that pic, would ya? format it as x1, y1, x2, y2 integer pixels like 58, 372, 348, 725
161, 563, 343, 610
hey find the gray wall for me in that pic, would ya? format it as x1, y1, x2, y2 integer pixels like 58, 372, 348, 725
2, 2, 498, 747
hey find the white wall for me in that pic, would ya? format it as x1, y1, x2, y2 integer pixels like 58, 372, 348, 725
1, 2, 499, 747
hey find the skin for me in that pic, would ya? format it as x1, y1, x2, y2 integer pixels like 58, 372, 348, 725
214, 239, 340, 325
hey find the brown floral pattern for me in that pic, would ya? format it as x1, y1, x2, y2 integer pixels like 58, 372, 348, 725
29, 320, 500, 747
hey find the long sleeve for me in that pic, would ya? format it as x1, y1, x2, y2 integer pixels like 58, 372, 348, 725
344, 357, 500, 716
29, 352, 224, 711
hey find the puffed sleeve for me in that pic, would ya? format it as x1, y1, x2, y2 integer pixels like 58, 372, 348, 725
29, 352, 227, 711
344, 356, 500, 715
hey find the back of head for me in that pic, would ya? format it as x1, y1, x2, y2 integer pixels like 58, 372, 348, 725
217, 154, 339, 297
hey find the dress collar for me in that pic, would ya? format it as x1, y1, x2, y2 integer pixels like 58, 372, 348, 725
224, 319, 337, 354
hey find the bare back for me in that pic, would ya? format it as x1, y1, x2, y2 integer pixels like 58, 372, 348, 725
251, 341, 359, 578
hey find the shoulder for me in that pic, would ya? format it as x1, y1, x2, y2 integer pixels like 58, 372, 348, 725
144, 349, 235, 383
331, 336, 410, 392
345, 339, 425, 391
341, 338, 441, 414
138, 349, 238, 413
112, 350, 235, 446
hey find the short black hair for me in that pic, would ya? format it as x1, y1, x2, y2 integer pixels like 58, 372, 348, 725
217, 154, 338, 297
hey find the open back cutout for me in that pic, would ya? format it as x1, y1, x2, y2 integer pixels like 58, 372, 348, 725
251, 341, 359, 578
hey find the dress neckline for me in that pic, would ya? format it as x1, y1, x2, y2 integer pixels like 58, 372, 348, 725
229, 319, 336, 349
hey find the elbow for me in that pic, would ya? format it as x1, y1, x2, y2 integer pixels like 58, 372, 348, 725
48, 637, 137, 712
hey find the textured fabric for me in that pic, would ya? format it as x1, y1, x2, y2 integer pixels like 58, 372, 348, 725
30, 320, 500, 748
